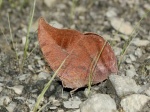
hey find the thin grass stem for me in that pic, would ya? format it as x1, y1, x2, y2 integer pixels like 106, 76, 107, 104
32, 55, 69, 112
21, 0, 36, 71
118, 11, 149, 68
7, 14, 19, 66
87, 40, 107, 95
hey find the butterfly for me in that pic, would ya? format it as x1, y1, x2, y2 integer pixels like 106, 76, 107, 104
38, 17, 118, 89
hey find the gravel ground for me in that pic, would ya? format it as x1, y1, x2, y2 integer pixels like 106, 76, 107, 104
0, 0, 150, 112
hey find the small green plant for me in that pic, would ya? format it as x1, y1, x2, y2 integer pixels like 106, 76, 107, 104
4, 0, 36, 73
118, 10, 150, 69
20, 0, 36, 72
7, 13, 19, 67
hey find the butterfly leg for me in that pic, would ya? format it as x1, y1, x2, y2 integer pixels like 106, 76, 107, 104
70, 88, 78, 98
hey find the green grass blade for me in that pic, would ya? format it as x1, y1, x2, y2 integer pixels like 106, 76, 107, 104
7, 13, 19, 64
87, 40, 107, 95
118, 10, 150, 68
32, 55, 69, 112
21, 0, 36, 71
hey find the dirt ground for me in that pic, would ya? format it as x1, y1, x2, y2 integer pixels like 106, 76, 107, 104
0, 0, 150, 112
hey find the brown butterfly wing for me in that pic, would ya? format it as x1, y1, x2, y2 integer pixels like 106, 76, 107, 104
38, 18, 118, 89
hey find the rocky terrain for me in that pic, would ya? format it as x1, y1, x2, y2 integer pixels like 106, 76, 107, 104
0, 0, 149, 112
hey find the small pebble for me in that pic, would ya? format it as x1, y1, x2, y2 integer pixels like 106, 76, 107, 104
109, 75, 140, 97
106, 8, 117, 18
135, 48, 142, 58
138, 83, 150, 96
52, 99, 61, 106
26, 99, 36, 110
0, 96, 11, 105
80, 94, 117, 112
144, 3, 150, 10
28, 65, 34, 71
129, 54, 136, 61
121, 94, 150, 112
7, 85, 24, 95
126, 58, 132, 64
44, 0, 56, 8
50, 106, 57, 109
6, 102, 16, 112
37, 60, 45, 66
132, 38, 149, 47
16, 74, 30, 81
50, 21, 63, 29
126, 69, 137, 78
38, 72, 50, 80
63, 97, 82, 109
113, 47, 122, 56
110, 18, 134, 35
21, 36, 26, 45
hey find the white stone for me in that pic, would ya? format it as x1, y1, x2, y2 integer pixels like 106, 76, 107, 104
126, 58, 132, 64
110, 18, 134, 35
38, 59, 45, 66
28, 65, 34, 71
102, 34, 120, 41
113, 47, 122, 56
144, 4, 150, 10
106, 8, 117, 18
6, 102, 16, 112
16, 74, 30, 81
129, 54, 136, 61
38, 72, 50, 80
138, 84, 150, 96
0, 96, 11, 105
50, 106, 57, 109
22, 36, 26, 45
44, 0, 56, 8
109, 75, 140, 97
135, 48, 142, 58
132, 38, 149, 46
63, 97, 82, 109
80, 94, 117, 112
52, 99, 61, 106
26, 98, 36, 110
14, 96, 25, 101
126, 69, 137, 78
7, 85, 24, 95
121, 94, 150, 112
50, 21, 63, 29
57, 109, 65, 112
